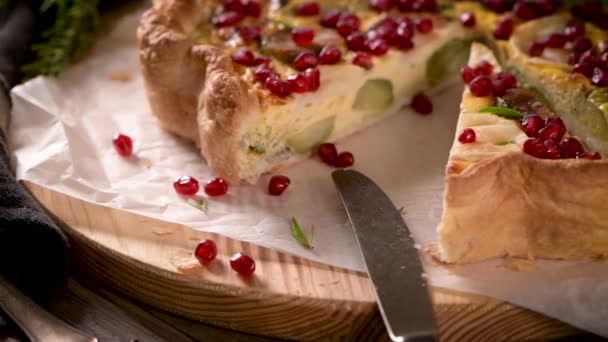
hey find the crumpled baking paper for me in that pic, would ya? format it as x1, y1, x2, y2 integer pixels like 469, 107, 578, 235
8, 5, 608, 337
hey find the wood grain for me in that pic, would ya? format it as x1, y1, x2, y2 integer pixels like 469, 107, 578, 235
25, 181, 584, 341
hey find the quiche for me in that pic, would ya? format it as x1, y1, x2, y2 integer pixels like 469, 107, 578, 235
138, 0, 477, 183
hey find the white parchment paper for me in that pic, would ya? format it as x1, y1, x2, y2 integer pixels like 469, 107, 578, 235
9, 7, 608, 337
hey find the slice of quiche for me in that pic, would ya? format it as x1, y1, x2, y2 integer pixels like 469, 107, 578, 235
138, 0, 476, 183
436, 43, 608, 264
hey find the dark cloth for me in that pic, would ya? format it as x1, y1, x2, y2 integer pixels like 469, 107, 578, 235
0, 2, 69, 297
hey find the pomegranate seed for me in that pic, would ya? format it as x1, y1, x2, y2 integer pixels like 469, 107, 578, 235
320, 10, 341, 28
562, 137, 584, 158
513, 1, 537, 20
577, 152, 602, 160
293, 51, 318, 71
346, 32, 366, 51
230, 253, 256, 276
458, 128, 476, 144
296, 2, 320, 16
366, 38, 389, 55
521, 114, 545, 137
239, 26, 262, 42
304, 68, 320, 91
174, 176, 200, 195
194, 240, 217, 264
580, 49, 597, 64
573, 62, 595, 78
398, 0, 416, 12
528, 41, 545, 57
370, 0, 395, 12
412, 92, 433, 114
231, 48, 257, 66
288, 73, 309, 93
318, 143, 338, 165
352, 52, 373, 69
292, 28, 315, 45
468, 75, 493, 97
243, 0, 261, 17
564, 21, 585, 41
571, 2, 603, 21
538, 123, 565, 142
460, 11, 476, 27
545, 117, 566, 130
483, 0, 512, 13
214, 11, 244, 28
544, 140, 563, 159
568, 51, 582, 65
460, 66, 476, 84
268, 175, 291, 195
591, 67, 608, 87
572, 37, 592, 52
253, 56, 271, 66
204, 177, 229, 196
474, 60, 494, 76
398, 38, 414, 51
493, 71, 517, 96
415, 18, 433, 34
543, 33, 567, 48
265, 77, 293, 97
396, 20, 414, 40
599, 51, 608, 69
493, 17, 513, 40
224, 0, 245, 13
254, 66, 278, 83
523, 138, 547, 158
418, 0, 437, 12
337, 14, 361, 38
318, 45, 342, 64
112, 134, 133, 157
334, 152, 355, 168
496, 71, 517, 87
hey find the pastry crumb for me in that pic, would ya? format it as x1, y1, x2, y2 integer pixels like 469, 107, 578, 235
499, 258, 538, 272
152, 230, 173, 236
140, 157, 153, 169
170, 249, 200, 274
109, 71, 132, 82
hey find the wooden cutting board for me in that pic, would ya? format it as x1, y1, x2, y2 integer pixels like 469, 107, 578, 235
24, 181, 582, 341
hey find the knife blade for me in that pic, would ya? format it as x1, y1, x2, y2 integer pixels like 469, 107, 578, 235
332, 169, 436, 342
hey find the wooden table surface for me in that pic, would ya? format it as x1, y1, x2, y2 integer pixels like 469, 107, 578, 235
0, 270, 605, 342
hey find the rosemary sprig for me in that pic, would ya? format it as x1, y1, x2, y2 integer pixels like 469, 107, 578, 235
290, 217, 315, 249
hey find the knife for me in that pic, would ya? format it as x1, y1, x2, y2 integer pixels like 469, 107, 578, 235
332, 170, 436, 342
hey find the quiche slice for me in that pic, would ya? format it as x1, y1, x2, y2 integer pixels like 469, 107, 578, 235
436, 43, 608, 264
138, 0, 475, 183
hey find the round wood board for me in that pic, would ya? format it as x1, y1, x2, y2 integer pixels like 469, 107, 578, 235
25, 181, 583, 341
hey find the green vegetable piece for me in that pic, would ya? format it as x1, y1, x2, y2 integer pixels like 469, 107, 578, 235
352, 79, 394, 114
187, 198, 208, 212
426, 37, 483, 87
286, 116, 335, 153
290, 218, 314, 249
495, 140, 516, 146
479, 106, 523, 120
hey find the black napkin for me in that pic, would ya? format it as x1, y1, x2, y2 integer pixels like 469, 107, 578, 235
0, 2, 69, 297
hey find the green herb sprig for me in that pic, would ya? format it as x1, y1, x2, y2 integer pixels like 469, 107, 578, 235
479, 106, 523, 120
290, 218, 315, 249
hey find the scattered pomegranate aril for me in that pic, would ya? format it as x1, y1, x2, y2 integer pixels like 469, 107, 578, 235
254, 66, 278, 83
544, 33, 567, 48
577, 152, 602, 160
460, 11, 476, 27
194, 240, 218, 264
346, 32, 366, 51
318, 143, 338, 165
265, 77, 293, 97
370, 0, 395, 12
296, 1, 320, 16
214, 11, 244, 28
578, 49, 597, 64
521, 115, 546, 137
204, 177, 229, 197
397, 38, 414, 51
334, 152, 355, 168
418, 0, 438, 12
599, 51, 608, 69
513, 1, 541, 20
415, 18, 433, 34
562, 137, 584, 158
337, 14, 361, 38
239, 26, 262, 42
412, 92, 433, 114
572, 36, 592, 53
366, 38, 389, 55
474, 60, 494, 76
253, 56, 271, 66
528, 41, 545, 57
292, 28, 315, 45
231, 48, 256, 66
112, 133, 133, 157
224, 0, 245, 13
545, 117, 566, 130
174, 176, 200, 196
288, 73, 309, 93
496, 71, 517, 87
458, 128, 476, 144
352, 52, 373, 69
460, 66, 476, 84
293, 51, 318, 71
493, 17, 513, 40
538, 123, 565, 142
568, 51, 582, 65
571, 2, 603, 21
544, 140, 563, 159
230, 253, 256, 276
483, 0, 512, 13
591, 67, 608, 87
493, 72, 517, 95
523, 138, 547, 158
268, 175, 291, 195
564, 20, 585, 41
304, 68, 320, 91
395, 21, 414, 40
398, 0, 416, 12
468, 75, 493, 97
243, 0, 261, 17
573, 62, 595, 78
318, 45, 342, 64
320, 10, 341, 28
